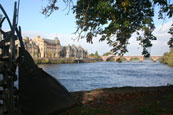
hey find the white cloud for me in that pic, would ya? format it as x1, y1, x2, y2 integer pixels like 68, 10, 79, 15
153, 21, 172, 42
126, 20, 173, 56
151, 20, 172, 55
125, 38, 143, 56
23, 31, 55, 39
22, 20, 173, 56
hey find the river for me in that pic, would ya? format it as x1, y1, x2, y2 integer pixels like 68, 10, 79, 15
38, 60, 173, 92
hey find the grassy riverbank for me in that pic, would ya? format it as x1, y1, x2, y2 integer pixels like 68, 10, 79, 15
60, 86, 173, 115
34, 58, 75, 64
34, 58, 102, 64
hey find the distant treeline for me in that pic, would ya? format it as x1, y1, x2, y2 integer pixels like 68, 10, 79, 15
160, 52, 173, 67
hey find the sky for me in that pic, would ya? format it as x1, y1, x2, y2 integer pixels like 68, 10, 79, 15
0, 0, 173, 56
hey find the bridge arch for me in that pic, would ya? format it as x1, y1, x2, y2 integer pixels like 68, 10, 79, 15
102, 56, 162, 62
123, 56, 132, 62
122, 56, 144, 62
106, 56, 115, 61
102, 56, 144, 62
150, 56, 162, 62
101, 56, 120, 62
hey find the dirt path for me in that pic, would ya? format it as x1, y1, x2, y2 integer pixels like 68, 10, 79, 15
61, 86, 173, 115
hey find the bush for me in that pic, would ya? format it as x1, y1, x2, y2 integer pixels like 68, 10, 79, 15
168, 52, 173, 66
160, 52, 173, 67
102, 52, 112, 56
107, 57, 115, 61
34, 59, 42, 64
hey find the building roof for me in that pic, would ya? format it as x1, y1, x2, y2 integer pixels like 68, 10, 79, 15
44, 39, 57, 45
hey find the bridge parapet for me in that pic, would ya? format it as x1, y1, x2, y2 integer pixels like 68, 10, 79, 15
124, 56, 132, 62
113, 56, 120, 61
135, 56, 144, 62
101, 55, 162, 62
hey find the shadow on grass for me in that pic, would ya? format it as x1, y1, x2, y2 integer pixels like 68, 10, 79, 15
139, 94, 173, 115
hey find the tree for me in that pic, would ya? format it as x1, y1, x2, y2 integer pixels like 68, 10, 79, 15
95, 51, 99, 57
0, 14, 2, 21
42, 0, 173, 57
0, 14, 2, 40
90, 53, 94, 56
168, 24, 173, 47
160, 52, 173, 66
89, 51, 100, 58
102, 52, 113, 56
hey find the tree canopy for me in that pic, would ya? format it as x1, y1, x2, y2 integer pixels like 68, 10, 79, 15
42, 0, 173, 57
168, 24, 173, 47
89, 51, 101, 58
102, 52, 113, 56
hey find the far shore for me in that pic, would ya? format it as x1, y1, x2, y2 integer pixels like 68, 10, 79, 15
33, 57, 163, 64
33, 58, 102, 64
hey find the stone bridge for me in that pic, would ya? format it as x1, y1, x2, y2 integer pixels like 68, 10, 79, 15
150, 56, 163, 62
101, 55, 162, 62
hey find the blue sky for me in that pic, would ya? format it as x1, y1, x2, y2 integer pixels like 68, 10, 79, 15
0, 0, 173, 55
0, 0, 77, 34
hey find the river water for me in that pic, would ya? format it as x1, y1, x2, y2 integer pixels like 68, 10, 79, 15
38, 60, 173, 92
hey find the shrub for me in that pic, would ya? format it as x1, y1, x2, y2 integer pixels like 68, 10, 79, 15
160, 52, 173, 67
168, 52, 173, 66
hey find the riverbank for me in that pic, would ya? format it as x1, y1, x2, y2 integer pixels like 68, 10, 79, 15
61, 86, 173, 115
34, 58, 102, 64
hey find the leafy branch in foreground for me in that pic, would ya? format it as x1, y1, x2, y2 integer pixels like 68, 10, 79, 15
42, 0, 73, 16
42, 0, 173, 57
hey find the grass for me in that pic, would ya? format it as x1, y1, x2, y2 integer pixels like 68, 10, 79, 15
64, 86, 173, 115
64, 106, 114, 115
139, 103, 165, 115
139, 94, 173, 115
166, 94, 173, 101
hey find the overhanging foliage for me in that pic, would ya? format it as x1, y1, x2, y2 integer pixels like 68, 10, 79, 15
42, 0, 173, 57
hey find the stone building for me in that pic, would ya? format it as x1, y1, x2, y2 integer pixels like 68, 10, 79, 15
15, 37, 40, 58
60, 44, 88, 59
32, 36, 61, 58
77, 46, 87, 58
15, 35, 88, 59
23, 37, 40, 58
